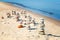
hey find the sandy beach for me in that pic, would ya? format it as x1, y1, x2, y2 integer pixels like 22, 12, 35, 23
0, 2, 60, 40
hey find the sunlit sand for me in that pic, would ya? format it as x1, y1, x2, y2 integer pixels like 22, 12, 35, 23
0, 2, 60, 40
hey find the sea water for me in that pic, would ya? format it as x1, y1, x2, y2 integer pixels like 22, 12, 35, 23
0, 0, 60, 20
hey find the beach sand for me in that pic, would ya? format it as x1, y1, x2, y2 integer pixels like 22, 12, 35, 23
0, 2, 60, 40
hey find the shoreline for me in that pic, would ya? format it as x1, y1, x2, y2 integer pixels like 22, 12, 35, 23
0, 2, 60, 21
0, 2, 60, 26
0, 2, 60, 40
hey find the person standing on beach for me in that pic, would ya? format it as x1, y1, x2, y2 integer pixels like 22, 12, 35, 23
7, 13, 11, 18
16, 13, 20, 17
22, 10, 27, 18
24, 11, 27, 18
16, 13, 20, 21
28, 15, 32, 22
39, 18, 45, 35
32, 18, 36, 26
12, 10, 16, 15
